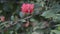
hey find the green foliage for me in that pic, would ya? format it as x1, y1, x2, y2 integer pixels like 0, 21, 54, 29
0, 0, 60, 34
50, 30, 60, 34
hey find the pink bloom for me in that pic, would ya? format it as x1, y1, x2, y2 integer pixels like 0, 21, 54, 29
21, 3, 34, 14
0, 16, 5, 22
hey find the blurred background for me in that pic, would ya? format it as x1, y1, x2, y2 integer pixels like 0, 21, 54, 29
0, 0, 60, 34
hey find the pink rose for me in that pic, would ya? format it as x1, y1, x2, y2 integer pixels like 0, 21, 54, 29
21, 3, 34, 14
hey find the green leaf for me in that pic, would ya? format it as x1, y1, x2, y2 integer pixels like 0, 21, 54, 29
50, 30, 60, 34
41, 9, 60, 22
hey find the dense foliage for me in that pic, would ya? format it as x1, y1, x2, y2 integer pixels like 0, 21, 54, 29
0, 0, 60, 34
